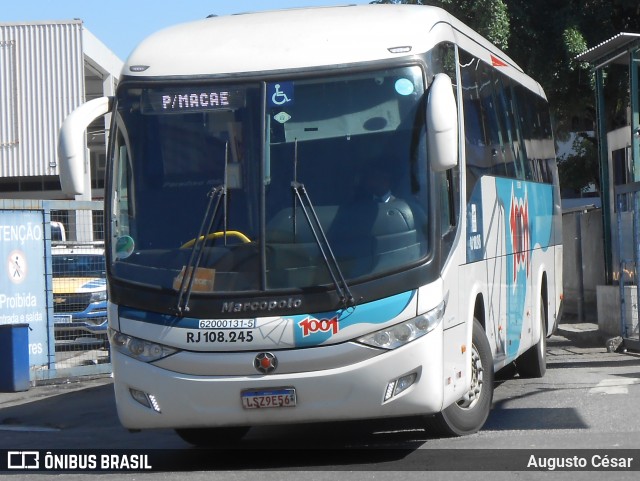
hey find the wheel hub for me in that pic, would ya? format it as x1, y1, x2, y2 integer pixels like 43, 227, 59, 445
457, 344, 484, 409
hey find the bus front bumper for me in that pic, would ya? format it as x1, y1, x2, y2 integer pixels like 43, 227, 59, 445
111, 332, 445, 430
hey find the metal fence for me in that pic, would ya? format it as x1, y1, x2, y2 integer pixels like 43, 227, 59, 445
615, 182, 640, 351
49, 201, 111, 375
0, 199, 111, 383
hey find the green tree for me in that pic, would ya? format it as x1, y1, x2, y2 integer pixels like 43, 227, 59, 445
505, 0, 640, 193
557, 135, 600, 195
372, 0, 640, 193
372, 0, 510, 49
430, 0, 510, 50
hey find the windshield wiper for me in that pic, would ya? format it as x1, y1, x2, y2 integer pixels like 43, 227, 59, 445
290, 141, 355, 309
174, 143, 229, 315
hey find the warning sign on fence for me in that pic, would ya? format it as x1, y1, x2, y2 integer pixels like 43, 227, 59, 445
0, 210, 48, 366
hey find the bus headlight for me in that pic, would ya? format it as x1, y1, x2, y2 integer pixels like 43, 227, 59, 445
356, 301, 445, 350
108, 328, 177, 362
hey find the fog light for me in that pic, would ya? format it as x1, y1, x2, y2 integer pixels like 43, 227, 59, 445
130, 388, 161, 412
383, 372, 418, 402
394, 373, 417, 396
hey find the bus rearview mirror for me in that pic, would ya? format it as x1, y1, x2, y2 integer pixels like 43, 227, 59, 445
427, 73, 458, 172
58, 96, 113, 197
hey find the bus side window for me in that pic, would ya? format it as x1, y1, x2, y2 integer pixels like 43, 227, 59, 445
460, 50, 504, 200
440, 169, 458, 231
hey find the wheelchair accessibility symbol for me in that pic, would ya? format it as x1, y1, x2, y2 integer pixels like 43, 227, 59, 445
268, 82, 294, 107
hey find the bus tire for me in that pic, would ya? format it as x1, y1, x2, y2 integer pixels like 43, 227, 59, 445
516, 295, 547, 378
425, 318, 493, 436
175, 426, 250, 447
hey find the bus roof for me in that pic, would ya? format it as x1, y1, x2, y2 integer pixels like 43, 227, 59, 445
122, 4, 542, 95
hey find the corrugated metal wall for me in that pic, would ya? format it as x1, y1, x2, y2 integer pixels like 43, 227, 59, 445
0, 21, 85, 178
0, 39, 18, 150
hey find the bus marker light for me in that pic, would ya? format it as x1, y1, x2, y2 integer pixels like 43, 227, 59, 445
148, 394, 162, 412
384, 381, 396, 401
388, 46, 412, 54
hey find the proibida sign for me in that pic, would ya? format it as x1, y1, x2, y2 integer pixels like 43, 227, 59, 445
0, 210, 48, 366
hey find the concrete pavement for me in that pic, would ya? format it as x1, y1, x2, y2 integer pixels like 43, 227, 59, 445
0, 374, 113, 410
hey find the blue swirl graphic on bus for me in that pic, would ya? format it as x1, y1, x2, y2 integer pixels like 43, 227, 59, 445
292, 290, 414, 346
495, 179, 553, 358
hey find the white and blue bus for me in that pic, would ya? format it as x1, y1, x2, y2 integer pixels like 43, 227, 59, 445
58, 4, 562, 444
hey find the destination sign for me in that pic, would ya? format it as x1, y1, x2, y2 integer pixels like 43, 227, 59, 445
141, 87, 244, 114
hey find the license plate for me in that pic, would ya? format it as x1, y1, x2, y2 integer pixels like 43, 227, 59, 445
241, 388, 296, 409
54, 314, 73, 324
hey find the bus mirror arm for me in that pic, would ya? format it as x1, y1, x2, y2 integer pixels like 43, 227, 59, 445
58, 96, 114, 197
427, 73, 458, 172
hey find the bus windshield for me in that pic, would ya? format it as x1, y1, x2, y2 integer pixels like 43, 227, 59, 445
109, 65, 429, 294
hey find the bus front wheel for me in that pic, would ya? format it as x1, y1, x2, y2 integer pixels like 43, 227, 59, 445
425, 318, 494, 436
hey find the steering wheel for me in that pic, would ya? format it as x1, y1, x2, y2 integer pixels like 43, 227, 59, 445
181, 230, 251, 249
